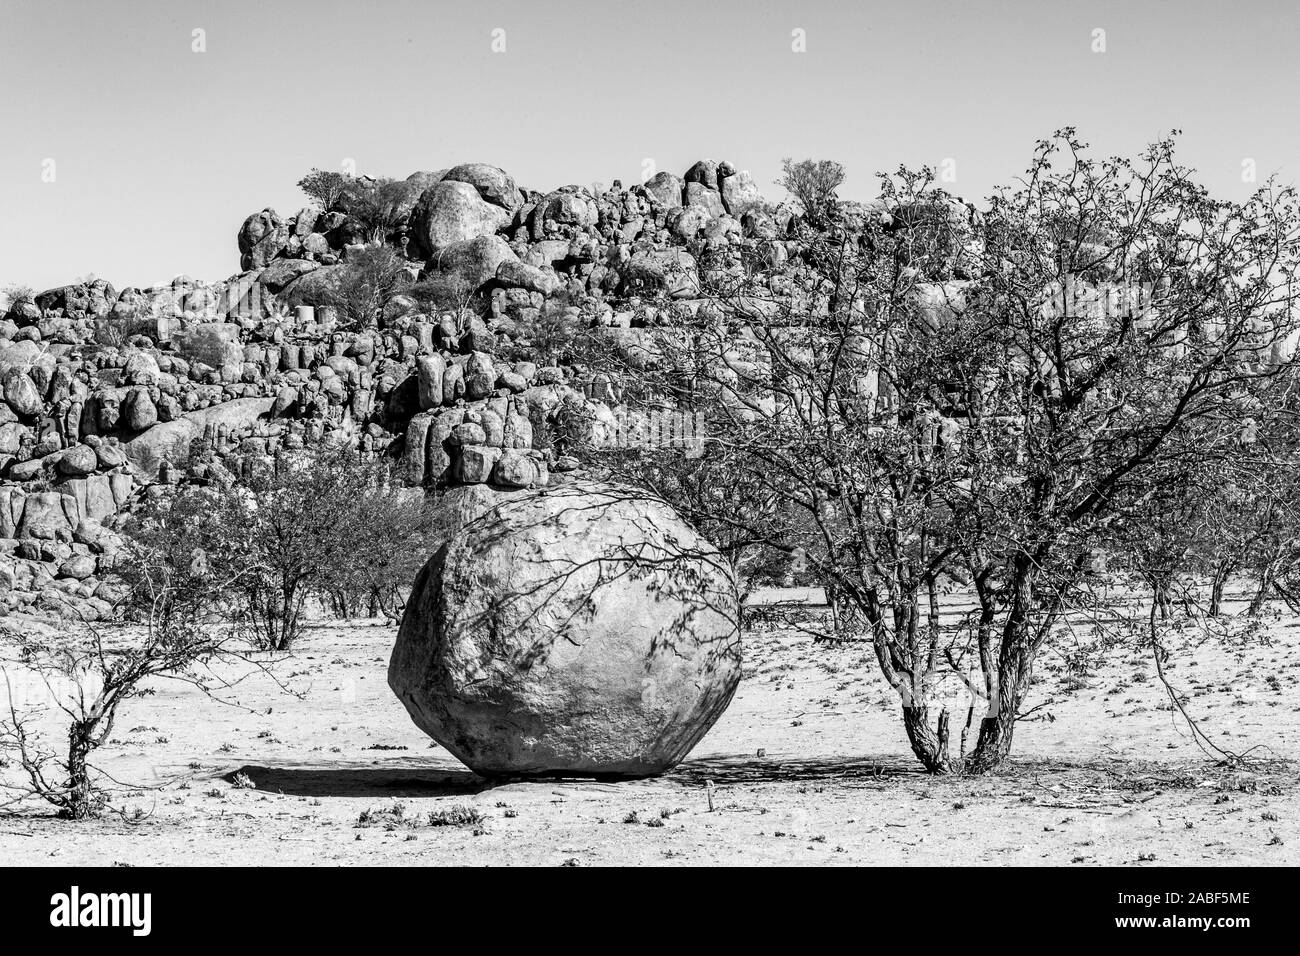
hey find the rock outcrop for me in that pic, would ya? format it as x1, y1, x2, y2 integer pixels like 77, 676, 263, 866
0, 156, 787, 618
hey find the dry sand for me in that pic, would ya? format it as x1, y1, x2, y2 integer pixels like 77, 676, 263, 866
1, 589, 1296, 866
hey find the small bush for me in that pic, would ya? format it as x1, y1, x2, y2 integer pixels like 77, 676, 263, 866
142, 448, 445, 650
777, 157, 845, 221
427, 805, 485, 827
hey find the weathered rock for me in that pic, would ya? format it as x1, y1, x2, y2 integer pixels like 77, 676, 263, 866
16, 491, 77, 540
3, 368, 42, 417
122, 387, 158, 431
416, 354, 446, 410
408, 181, 511, 259
0, 339, 41, 371
95, 441, 128, 470
58, 554, 97, 580
463, 351, 497, 400
684, 182, 724, 218
0, 486, 23, 537
495, 259, 560, 295
455, 444, 500, 483
401, 411, 438, 486
122, 350, 161, 386
388, 481, 742, 778
619, 248, 699, 298
449, 422, 487, 446
442, 362, 465, 405
419, 235, 517, 306
185, 397, 274, 433
56, 444, 97, 477
259, 257, 319, 293
643, 171, 684, 209
66, 474, 129, 522
529, 189, 598, 240
277, 265, 348, 310
238, 209, 288, 270
124, 419, 201, 483
684, 159, 721, 191
440, 163, 521, 211
720, 169, 765, 219
173, 323, 243, 368
491, 448, 548, 487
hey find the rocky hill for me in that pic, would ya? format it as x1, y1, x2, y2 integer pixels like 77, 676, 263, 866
0, 158, 789, 618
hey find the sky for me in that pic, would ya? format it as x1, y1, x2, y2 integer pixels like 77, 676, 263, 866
1, 0, 1297, 292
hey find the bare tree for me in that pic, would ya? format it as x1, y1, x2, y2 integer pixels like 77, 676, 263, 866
325, 246, 411, 330
591, 130, 1300, 774
0, 493, 256, 819
183, 447, 443, 650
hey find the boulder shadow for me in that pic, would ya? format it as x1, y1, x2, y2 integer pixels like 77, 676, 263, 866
226, 763, 489, 798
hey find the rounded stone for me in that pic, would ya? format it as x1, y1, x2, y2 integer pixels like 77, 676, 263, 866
388, 481, 742, 778
56, 444, 98, 477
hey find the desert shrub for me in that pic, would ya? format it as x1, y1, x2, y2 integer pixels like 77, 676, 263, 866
778, 157, 846, 221
173, 447, 444, 650
500, 294, 585, 364
0, 491, 257, 819
297, 168, 352, 211
406, 276, 486, 316
322, 246, 411, 330
1, 283, 34, 314
89, 313, 165, 348
336, 178, 415, 244
426, 804, 485, 827
355, 802, 484, 829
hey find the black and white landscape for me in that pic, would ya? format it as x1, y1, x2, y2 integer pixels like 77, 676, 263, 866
0, 0, 1297, 872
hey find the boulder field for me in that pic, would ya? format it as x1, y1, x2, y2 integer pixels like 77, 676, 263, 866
1, 157, 797, 618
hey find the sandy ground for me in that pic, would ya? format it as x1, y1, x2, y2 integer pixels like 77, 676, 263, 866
1, 587, 1297, 866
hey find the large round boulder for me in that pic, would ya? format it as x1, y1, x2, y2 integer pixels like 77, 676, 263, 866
389, 482, 742, 778
441, 163, 521, 211
408, 181, 511, 259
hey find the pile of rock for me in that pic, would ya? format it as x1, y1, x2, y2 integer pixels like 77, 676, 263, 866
1, 158, 782, 617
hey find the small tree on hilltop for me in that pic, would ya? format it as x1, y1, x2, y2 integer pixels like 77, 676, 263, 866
298, 168, 353, 211
778, 157, 846, 222
337, 177, 416, 245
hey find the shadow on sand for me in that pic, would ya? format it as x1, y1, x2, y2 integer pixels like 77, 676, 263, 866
226, 763, 488, 798
223, 752, 926, 798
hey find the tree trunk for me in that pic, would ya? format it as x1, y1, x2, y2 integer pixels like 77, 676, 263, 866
1208, 563, 1230, 617
901, 704, 957, 773
1248, 560, 1279, 616
962, 581, 1035, 774
1155, 582, 1173, 620
963, 706, 1017, 773
65, 725, 96, 820
964, 643, 1025, 773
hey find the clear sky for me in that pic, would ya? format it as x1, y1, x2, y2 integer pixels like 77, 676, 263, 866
1, 0, 1296, 292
